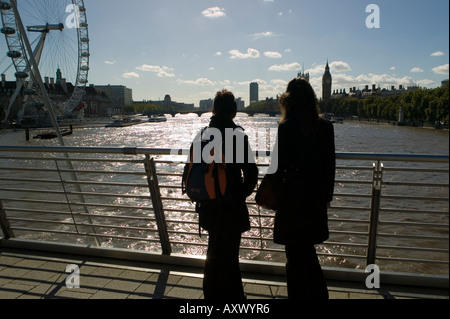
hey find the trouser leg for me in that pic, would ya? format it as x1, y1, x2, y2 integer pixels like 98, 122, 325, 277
285, 244, 329, 299
203, 231, 245, 300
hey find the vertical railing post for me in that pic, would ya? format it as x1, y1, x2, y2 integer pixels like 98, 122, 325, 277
367, 161, 383, 266
144, 155, 171, 255
0, 199, 15, 239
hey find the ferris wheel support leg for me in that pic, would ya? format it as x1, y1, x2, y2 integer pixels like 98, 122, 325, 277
1, 80, 22, 124
2, 34, 47, 125
9, 0, 100, 246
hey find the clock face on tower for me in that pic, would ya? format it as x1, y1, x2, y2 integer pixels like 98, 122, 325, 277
326, 79, 331, 84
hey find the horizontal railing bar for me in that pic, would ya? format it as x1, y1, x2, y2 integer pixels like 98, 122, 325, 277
1, 146, 448, 163
383, 181, 449, 188
0, 166, 146, 176
3, 207, 156, 221
163, 208, 197, 214
332, 193, 372, 198
161, 197, 192, 202
378, 233, 449, 240
335, 165, 374, 170
8, 217, 154, 232
376, 256, 449, 264
76, 213, 156, 221
0, 187, 152, 200
10, 227, 161, 242
323, 241, 369, 248
383, 167, 449, 173
8, 217, 76, 226
166, 219, 198, 225
379, 220, 449, 227
68, 201, 154, 210
0, 197, 155, 211
327, 206, 371, 211
381, 195, 449, 201
0, 155, 145, 164
0, 177, 149, 188
380, 208, 448, 215
328, 218, 370, 223
377, 245, 448, 253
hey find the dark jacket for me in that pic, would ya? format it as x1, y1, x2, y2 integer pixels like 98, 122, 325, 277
273, 117, 336, 245
195, 116, 259, 234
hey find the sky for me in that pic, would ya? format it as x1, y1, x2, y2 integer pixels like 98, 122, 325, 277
1, 0, 449, 107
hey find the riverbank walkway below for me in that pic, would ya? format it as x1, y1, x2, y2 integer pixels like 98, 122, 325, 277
0, 247, 447, 300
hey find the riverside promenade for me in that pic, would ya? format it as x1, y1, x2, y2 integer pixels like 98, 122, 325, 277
0, 247, 447, 300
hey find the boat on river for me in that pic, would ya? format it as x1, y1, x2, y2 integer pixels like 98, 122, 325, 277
33, 126, 73, 140
148, 115, 167, 122
105, 116, 145, 128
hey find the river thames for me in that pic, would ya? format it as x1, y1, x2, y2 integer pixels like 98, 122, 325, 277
0, 114, 448, 155
0, 115, 448, 275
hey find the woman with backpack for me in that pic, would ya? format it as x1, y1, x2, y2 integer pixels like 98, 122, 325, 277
184, 90, 258, 299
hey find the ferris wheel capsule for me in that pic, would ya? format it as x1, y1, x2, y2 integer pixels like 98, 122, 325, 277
0, 2, 11, 10
7, 50, 21, 58
15, 71, 29, 79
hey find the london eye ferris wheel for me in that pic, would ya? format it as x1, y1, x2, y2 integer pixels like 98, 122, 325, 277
0, 0, 89, 124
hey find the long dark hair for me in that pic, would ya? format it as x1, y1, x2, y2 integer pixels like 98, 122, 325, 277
279, 77, 320, 136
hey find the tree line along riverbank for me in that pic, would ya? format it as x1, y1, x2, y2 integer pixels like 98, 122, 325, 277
319, 84, 449, 127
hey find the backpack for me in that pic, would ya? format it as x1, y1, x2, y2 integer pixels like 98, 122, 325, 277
182, 127, 235, 203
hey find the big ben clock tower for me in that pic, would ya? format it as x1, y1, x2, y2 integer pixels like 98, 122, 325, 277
322, 60, 332, 101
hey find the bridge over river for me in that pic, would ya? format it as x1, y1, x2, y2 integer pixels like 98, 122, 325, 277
143, 110, 281, 117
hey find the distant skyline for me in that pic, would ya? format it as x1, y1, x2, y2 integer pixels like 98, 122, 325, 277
1, 0, 448, 107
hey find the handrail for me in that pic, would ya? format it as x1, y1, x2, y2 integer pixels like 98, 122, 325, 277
0, 145, 448, 280
0, 145, 448, 162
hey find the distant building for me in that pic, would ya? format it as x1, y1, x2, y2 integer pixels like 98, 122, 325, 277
331, 84, 420, 100
250, 82, 259, 105
441, 79, 449, 88
322, 61, 332, 101
297, 70, 310, 82
199, 98, 213, 111
146, 95, 194, 111
95, 85, 133, 115
235, 97, 245, 110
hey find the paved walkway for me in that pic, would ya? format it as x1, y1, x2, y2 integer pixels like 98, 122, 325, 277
0, 247, 447, 300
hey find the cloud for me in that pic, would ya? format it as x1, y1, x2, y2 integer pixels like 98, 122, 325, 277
250, 31, 275, 40
268, 62, 301, 71
122, 72, 139, 79
229, 48, 260, 59
390, 66, 396, 70
410, 67, 424, 73
431, 51, 445, 57
105, 60, 116, 65
202, 7, 226, 19
264, 51, 282, 59
214, 51, 223, 56
330, 61, 351, 72
177, 78, 215, 85
306, 61, 351, 75
136, 64, 175, 77
432, 64, 449, 75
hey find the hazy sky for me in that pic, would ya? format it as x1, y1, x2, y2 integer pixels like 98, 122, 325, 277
1, 0, 449, 106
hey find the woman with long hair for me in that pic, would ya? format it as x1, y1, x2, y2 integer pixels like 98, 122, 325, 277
273, 77, 336, 299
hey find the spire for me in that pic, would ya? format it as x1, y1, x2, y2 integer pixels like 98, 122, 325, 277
56, 67, 62, 84
325, 59, 330, 71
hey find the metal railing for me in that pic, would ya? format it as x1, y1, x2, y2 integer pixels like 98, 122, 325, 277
0, 145, 448, 280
